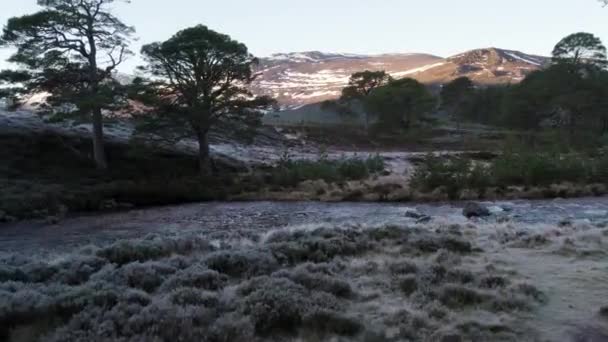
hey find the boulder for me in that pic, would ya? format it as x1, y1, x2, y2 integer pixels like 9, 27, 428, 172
405, 209, 424, 219
462, 202, 491, 219
99, 199, 118, 211
416, 216, 433, 224
0, 210, 16, 223
600, 305, 608, 317
45, 215, 61, 225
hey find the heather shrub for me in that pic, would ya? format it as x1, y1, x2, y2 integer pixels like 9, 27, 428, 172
411, 150, 603, 196
168, 288, 218, 307
273, 264, 353, 298
238, 276, 340, 336
269, 153, 385, 187
267, 227, 368, 264
438, 285, 489, 308
204, 249, 279, 278
160, 265, 227, 292
96, 234, 213, 265
91, 261, 177, 293
302, 309, 363, 337
52, 256, 107, 285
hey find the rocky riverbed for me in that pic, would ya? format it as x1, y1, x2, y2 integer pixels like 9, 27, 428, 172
1, 198, 607, 341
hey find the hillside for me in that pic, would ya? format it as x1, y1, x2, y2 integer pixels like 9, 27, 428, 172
251, 52, 443, 108
252, 48, 549, 108
413, 47, 549, 85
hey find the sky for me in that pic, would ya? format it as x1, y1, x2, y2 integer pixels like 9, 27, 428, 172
0, 0, 607, 72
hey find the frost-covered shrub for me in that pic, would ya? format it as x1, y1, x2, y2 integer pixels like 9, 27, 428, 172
0, 265, 27, 282
160, 265, 227, 292
91, 261, 177, 293
302, 309, 363, 336
238, 276, 341, 335
47, 300, 217, 342
267, 228, 368, 264
206, 312, 255, 342
385, 309, 435, 341
165, 255, 196, 270
418, 263, 448, 287
168, 288, 218, 307
44, 302, 146, 341
52, 255, 107, 285
273, 265, 353, 298
515, 283, 547, 303
205, 249, 279, 278
479, 275, 509, 289
446, 268, 475, 284
365, 225, 412, 241
388, 260, 418, 276
399, 275, 418, 295
452, 320, 516, 341
96, 234, 213, 265
0, 288, 52, 331
22, 262, 62, 283
409, 235, 472, 254
438, 285, 489, 308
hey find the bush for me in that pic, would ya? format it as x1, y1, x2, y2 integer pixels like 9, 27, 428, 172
438, 285, 489, 308
411, 150, 604, 197
92, 261, 177, 293
238, 276, 340, 336
96, 234, 213, 265
302, 310, 362, 336
410, 155, 490, 199
269, 152, 385, 187
267, 228, 368, 264
204, 249, 279, 278
160, 265, 227, 292
273, 265, 353, 298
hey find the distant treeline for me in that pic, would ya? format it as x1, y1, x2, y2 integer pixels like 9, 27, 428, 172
326, 32, 608, 148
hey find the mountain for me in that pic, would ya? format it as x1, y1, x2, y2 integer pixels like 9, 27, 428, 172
251, 51, 443, 109
251, 48, 549, 108
411, 47, 549, 85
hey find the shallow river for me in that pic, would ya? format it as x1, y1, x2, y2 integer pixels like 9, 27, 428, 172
2, 197, 608, 251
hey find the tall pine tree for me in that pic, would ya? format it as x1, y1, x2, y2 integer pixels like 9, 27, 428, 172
1, 0, 134, 170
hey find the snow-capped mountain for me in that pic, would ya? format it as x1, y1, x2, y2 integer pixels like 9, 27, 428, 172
413, 47, 549, 85
251, 48, 549, 108
251, 51, 443, 108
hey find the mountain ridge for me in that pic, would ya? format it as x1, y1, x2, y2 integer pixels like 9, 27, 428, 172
251, 48, 550, 109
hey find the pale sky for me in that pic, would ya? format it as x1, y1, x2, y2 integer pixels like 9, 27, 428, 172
0, 0, 606, 72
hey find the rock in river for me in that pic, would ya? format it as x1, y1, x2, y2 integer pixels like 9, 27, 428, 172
463, 202, 491, 219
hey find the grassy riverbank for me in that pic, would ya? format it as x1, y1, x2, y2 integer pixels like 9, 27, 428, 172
3, 129, 608, 222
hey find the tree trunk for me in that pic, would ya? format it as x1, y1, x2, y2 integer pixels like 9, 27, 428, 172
197, 129, 212, 176
92, 106, 107, 170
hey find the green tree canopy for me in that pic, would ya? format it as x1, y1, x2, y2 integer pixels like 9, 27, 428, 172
503, 64, 608, 137
341, 70, 392, 100
364, 78, 436, 131
441, 77, 475, 108
552, 32, 607, 69
0, 0, 134, 170
440, 77, 475, 126
134, 25, 275, 174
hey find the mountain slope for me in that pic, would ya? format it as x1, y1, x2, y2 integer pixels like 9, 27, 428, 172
413, 47, 549, 85
252, 48, 549, 108
251, 52, 443, 108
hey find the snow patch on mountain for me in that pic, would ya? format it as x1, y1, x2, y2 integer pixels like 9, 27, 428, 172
503, 51, 543, 66
391, 62, 446, 77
